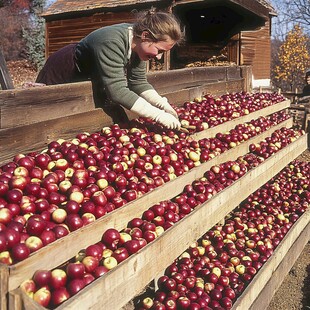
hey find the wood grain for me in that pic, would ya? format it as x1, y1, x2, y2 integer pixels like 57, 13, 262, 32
53, 135, 307, 310
0, 109, 108, 166
0, 82, 95, 129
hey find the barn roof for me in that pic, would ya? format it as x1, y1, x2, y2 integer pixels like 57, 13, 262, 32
42, 0, 276, 17
42, 0, 164, 17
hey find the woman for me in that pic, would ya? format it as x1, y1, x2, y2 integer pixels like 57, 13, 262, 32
36, 10, 184, 128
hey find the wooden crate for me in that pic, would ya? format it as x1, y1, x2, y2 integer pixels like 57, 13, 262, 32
0, 103, 292, 290
0, 99, 291, 167
0, 99, 296, 309
0, 103, 292, 308
233, 208, 310, 310
0, 66, 250, 130
0, 82, 95, 129
192, 99, 290, 141
7, 133, 308, 310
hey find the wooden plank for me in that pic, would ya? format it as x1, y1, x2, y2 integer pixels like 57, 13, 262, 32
0, 50, 14, 90
4, 117, 294, 292
164, 80, 245, 105
53, 135, 307, 310
9, 288, 43, 310
147, 67, 230, 94
8, 289, 22, 310
0, 109, 109, 166
0, 82, 95, 128
0, 265, 9, 310
192, 99, 291, 140
232, 209, 310, 310
249, 218, 310, 310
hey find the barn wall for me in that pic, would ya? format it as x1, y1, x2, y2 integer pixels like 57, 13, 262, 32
45, 12, 135, 57
240, 19, 271, 81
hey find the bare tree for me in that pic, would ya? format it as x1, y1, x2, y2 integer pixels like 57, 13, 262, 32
0, 5, 29, 60
272, 0, 310, 39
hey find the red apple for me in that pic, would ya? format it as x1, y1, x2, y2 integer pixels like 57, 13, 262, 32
20, 279, 36, 297
101, 228, 120, 247
67, 278, 85, 296
33, 286, 51, 307
33, 269, 52, 288
50, 268, 67, 290
66, 262, 86, 279
25, 236, 44, 253
65, 214, 84, 231
82, 256, 99, 273
112, 247, 129, 263
26, 215, 46, 236
123, 239, 141, 255
52, 225, 69, 239
93, 265, 109, 278
51, 287, 70, 307
85, 244, 103, 260
4, 228, 21, 249
0, 208, 13, 225
11, 242, 31, 262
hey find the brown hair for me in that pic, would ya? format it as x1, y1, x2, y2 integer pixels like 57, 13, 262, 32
133, 9, 185, 45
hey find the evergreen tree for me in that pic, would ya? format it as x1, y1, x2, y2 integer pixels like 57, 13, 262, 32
273, 24, 310, 92
22, 0, 46, 69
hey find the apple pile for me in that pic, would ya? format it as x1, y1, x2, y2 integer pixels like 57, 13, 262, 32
19, 125, 307, 308
0, 105, 293, 265
171, 92, 287, 132
129, 92, 287, 134
135, 160, 309, 310
0, 125, 202, 264
20, 158, 309, 309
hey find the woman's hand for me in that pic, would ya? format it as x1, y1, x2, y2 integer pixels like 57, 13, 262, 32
154, 110, 181, 129
160, 97, 179, 119
141, 89, 179, 118
130, 97, 181, 129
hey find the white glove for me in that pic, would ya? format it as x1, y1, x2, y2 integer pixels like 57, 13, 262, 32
130, 97, 181, 130
141, 89, 178, 118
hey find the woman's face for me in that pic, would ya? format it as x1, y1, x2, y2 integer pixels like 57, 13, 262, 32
306, 75, 310, 84
133, 32, 176, 61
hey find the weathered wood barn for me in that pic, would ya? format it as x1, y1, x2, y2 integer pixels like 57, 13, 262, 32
41, 0, 276, 89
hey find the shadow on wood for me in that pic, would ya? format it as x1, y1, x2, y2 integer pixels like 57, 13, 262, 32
0, 50, 14, 90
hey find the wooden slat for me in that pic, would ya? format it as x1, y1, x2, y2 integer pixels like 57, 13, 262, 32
53, 134, 307, 310
192, 99, 291, 140
147, 67, 229, 94
10, 289, 42, 310
8, 289, 22, 310
0, 109, 109, 166
3, 117, 294, 293
164, 80, 245, 105
250, 220, 310, 310
0, 82, 95, 129
233, 208, 310, 310
0, 265, 9, 310
0, 50, 14, 90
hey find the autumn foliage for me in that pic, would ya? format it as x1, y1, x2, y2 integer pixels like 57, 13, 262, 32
0, 2, 30, 60
273, 24, 310, 92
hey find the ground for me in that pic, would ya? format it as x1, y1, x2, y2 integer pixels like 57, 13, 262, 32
5, 59, 310, 309
6, 60, 38, 88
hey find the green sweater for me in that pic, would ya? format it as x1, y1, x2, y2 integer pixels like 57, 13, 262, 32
75, 23, 154, 110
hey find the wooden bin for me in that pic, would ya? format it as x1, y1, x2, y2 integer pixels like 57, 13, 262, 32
0, 99, 291, 167
232, 208, 310, 310
8, 133, 308, 310
0, 99, 295, 309
0, 82, 95, 129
